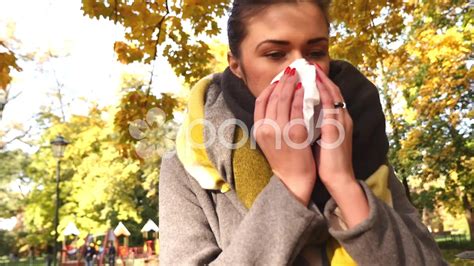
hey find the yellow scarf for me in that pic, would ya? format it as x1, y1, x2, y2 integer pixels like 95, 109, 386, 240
176, 75, 393, 265
176, 75, 231, 193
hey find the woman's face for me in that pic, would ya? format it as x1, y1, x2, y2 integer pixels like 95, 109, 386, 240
228, 2, 330, 97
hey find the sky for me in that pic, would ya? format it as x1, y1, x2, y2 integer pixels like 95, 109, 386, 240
0, 0, 229, 230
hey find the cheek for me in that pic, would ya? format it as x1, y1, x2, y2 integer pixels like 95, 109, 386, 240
242, 60, 279, 97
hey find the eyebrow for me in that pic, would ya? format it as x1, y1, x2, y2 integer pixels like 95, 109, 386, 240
255, 37, 328, 51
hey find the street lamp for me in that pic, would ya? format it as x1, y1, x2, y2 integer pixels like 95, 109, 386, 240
50, 135, 69, 266
0, 90, 6, 120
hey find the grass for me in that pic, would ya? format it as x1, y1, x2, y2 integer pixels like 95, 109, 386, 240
442, 249, 474, 266
0, 258, 45, 266
435, 235, 474, 266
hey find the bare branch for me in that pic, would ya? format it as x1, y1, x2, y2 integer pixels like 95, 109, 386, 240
0, 125, 33, 149
47, 50, 67, 123
7, 91, 22, 102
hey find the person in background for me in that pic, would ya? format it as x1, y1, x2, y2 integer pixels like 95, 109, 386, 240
45, 244, 53, 266
107, 242, 116, 266
83, 242, 96, 266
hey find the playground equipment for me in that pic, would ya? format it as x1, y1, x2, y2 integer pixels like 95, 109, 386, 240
140, 219, 159, 257
114, 222, 131, 259
59, 220, 159, 265
61, 222, 80, 265
97, 229, 118, 266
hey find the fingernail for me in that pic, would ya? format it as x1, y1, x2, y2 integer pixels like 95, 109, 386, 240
316, 63, 322, 70
296, 82, 302, 90
290, 68, 296, 76
284, 66, 291, 75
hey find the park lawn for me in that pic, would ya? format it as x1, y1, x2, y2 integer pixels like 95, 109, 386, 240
442, 249, 474, 266
0, 257, 44, 266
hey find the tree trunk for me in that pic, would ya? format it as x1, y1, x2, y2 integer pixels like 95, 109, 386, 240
462, 194, 474, 243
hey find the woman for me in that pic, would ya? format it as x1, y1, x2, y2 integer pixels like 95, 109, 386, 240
159, 0, 446, 265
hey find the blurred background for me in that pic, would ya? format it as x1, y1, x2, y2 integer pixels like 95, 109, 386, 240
0, 0, 472, 265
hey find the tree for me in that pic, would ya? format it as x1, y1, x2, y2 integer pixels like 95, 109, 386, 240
0, 230, 16, 256
81, 0, 230, 85
24, 105, 161, 248
0, 21, 25, 116
0, 149, 31, 256
330, 1, 473, 240
391, 5, 473, 239
0, 149, 30, 218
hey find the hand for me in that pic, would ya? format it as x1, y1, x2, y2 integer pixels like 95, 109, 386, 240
313, 63, 355, 189
253, 66, 316, 206
313, 63, 369, 227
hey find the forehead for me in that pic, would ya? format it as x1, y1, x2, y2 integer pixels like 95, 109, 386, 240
244, 2, 328, 44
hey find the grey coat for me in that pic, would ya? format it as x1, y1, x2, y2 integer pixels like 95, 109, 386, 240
158, 77, 446, 265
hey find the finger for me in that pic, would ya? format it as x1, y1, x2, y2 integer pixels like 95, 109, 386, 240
267, 66, 291, 121
316, 68, 345, 120
317, 76, 343, 143
277, 67, 298, 125
290, 82, 304, 121
254, 80, 279, 123
316, 64, 350, 123
317, 77, 336, 119
315, 63, 346, 103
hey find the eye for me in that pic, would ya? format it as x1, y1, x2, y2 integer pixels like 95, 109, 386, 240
308, 51, 327, 58
265, 52, 286, 60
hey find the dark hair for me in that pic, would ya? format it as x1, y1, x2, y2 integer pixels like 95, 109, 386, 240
227, 0, 332, 59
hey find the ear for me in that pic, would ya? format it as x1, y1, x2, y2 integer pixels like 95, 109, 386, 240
227, 51, 244, 79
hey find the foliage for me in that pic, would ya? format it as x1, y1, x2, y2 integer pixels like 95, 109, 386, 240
23, 106, 158, 248
0, 21, 21, 91
0, 46, 20, 91
0, 230, 16, 256
114, 89, 180, 160
81, 0, 230, 85
328, 0, 472, 237
383, 2, 473, 236
0, 23, 21, 134
329, 0, 409, 71
0, 150, 29, 218
207, 39, 228, 74
80, 1, 230, 167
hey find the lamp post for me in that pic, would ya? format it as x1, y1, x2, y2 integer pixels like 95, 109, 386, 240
0, 90, 6, 120
50, 135, 69, 266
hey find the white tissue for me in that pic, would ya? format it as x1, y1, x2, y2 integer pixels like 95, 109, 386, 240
270, 58, 321, 144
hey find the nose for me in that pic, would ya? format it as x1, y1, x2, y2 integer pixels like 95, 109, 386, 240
290, 51, 305, 63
